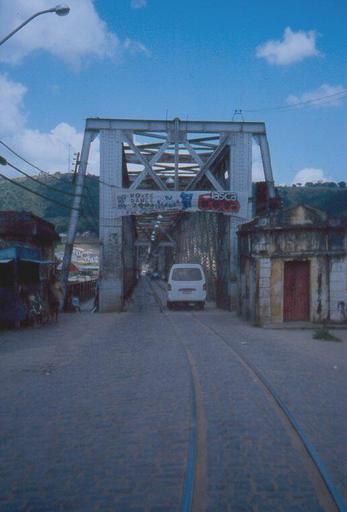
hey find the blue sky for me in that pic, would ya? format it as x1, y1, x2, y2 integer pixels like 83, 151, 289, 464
0, 0, 346, 184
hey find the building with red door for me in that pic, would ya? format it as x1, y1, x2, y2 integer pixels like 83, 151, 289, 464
238, 205, 347, 325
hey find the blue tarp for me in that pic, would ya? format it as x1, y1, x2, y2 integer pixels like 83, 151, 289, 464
0, 246, 53, 264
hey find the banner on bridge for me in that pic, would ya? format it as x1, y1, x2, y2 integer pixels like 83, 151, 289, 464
112, 189, 241, 217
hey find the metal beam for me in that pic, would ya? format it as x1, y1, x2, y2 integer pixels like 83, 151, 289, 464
86, 118, 266, 134
174, 142, 179, 190
186, 137, 229, 190
149, 140, 170, 166
205, 171, 223, 191
124, 132, 168, 191
257, 134, 276, 198
183, 140, 204, 167
135, 240, 175, 247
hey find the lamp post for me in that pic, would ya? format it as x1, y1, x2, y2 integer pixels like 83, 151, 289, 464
0, 5, 70, 46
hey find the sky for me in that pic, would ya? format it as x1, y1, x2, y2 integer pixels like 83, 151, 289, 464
0, 0, 346, 185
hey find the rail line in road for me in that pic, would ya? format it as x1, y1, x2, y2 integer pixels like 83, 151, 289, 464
146, 278, 207, 512
148, 278, 346, 512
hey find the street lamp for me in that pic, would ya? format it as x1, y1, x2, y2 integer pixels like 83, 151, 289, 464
0, 5, 70, 46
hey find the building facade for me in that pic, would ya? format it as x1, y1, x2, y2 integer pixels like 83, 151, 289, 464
238, 205, 347, 325
0, 211, 60, 327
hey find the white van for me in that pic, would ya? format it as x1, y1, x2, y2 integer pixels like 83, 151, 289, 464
167, 264, 206, 309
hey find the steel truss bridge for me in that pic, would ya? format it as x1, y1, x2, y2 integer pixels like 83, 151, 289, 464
62, 118, 275, 312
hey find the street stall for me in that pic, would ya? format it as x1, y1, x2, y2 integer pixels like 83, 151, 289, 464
0, 246, 54, 328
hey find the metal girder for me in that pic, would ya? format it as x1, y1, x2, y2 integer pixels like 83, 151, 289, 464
86, 118, 266, 134
256, 134, 276, 198
135, 240, 175, 247
149, 140, 170, 166
183, 140, 204, 167
205, 171, 223, 191
125, 132, 168, 191
186, 137, 229, 191
124, 152, 209, 165
174, 142, 179, 190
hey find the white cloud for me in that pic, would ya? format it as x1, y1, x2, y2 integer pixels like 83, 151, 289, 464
0, 0, 149, 66
131, 0, 147, 8
123, 38, 150, 57
256, 27, 321, 65
0, 74, 27, 135
0, 73, 99, 175
287, 84, 346, 108
292, 168, 328, 184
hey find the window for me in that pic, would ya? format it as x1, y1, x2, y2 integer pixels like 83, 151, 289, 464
172, 268, 202, 281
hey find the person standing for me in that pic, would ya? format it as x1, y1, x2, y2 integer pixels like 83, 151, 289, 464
48, 275, 64, 321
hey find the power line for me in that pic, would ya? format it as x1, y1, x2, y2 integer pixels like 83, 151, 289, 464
243, 90, 347, 113
0, 171, 99, 232
0, 155, 100, 233
0, 139, 64, 182
0, 140, 103, 209
0, 172, 78, 211
3, 158, 83, 198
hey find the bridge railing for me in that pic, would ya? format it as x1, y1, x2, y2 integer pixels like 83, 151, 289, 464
65, 278, 98, 309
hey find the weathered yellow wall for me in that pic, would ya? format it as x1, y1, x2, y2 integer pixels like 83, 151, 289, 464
238, 205, 346, 324
310, 257, 329, 322
270, 258, 283, 323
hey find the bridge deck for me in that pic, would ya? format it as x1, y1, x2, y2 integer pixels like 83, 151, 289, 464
0, 278, 346, 511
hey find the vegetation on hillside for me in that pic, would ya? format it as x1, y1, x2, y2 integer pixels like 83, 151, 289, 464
0, 173, 99, 234
278, 183, 347, 218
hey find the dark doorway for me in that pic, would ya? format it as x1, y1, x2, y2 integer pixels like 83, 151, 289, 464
284, 260, 310, 321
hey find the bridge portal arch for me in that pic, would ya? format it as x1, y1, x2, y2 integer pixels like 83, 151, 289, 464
62, 118, 275, 312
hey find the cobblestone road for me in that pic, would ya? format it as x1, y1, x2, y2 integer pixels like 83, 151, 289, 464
0, 278, 346, 511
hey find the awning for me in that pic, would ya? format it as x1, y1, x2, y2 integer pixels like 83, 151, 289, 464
0, 246, 54, 264
20, 258, 54, 264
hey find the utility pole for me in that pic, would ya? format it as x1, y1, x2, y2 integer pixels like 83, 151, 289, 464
60, 131, 94, 299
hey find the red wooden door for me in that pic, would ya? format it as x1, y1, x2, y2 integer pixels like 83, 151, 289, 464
284, 261, 310, 321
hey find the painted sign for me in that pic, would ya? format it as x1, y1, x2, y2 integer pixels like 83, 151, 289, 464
112, 189, 240, 216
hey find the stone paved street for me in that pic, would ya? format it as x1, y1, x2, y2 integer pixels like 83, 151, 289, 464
0, 278, 346, 511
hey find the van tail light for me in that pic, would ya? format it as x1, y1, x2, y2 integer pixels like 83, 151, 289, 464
168, 284, 172, 291
203, 283, 207, 291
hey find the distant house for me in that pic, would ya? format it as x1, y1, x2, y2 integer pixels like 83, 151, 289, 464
238, 205, 347, 325
56, 261, 80, 273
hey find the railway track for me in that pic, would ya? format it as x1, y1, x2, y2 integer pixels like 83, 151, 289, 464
147, 278, 346, 512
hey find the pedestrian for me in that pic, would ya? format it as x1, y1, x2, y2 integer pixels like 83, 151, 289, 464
92, 280, 99, 312
71, 295, 81, 312
48, 275, 63, 322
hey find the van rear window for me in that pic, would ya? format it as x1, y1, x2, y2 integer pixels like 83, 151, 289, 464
172, 268, 202, 281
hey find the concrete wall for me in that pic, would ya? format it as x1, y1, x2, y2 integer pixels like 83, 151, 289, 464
310, 256, 329, 323
257, 258, 272, 324
122, 215, 137, 299
330, 257, 347, 321
99, 129, 124, 312
240, 254, 347, 325
270, 258, 283, 324
228, 133, 253, 308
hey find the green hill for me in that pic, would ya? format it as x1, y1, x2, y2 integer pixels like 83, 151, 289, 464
277, 184, 347, 218
0, 173, 99, 234
0, 173, 346, 234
